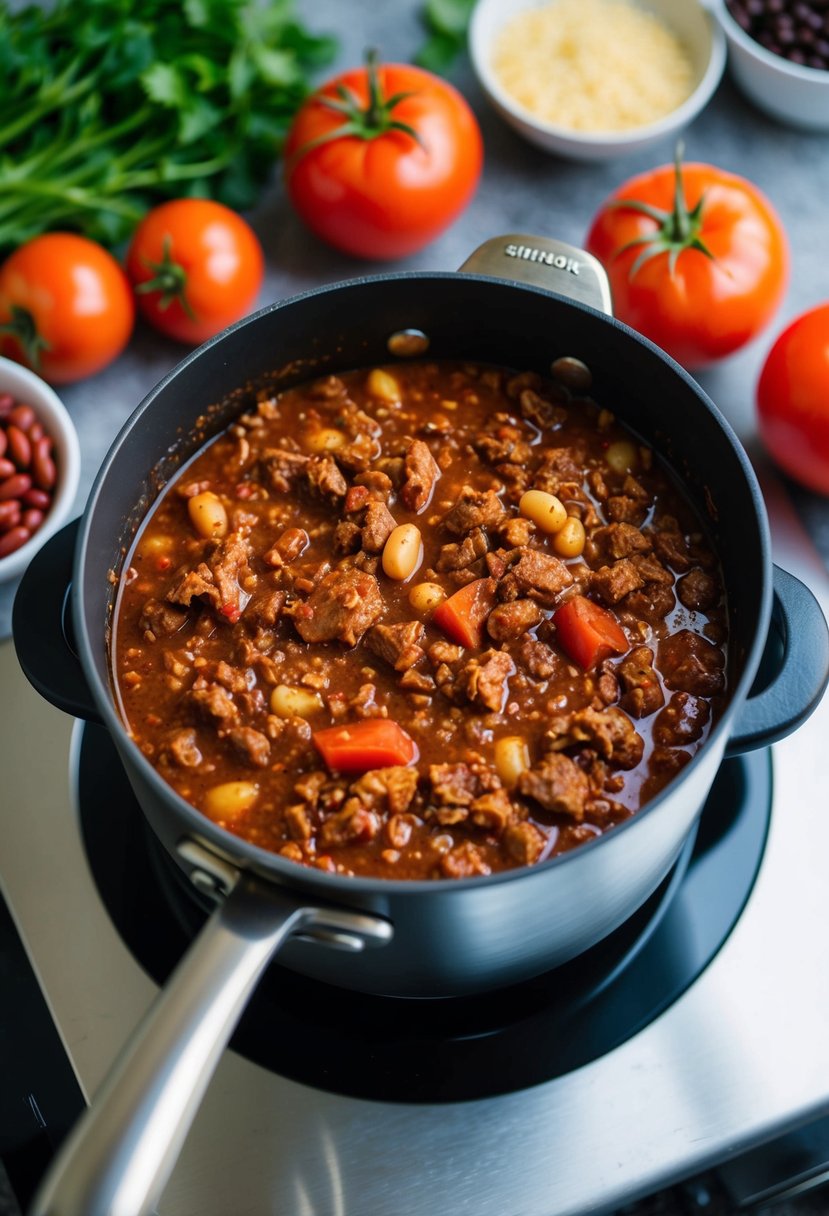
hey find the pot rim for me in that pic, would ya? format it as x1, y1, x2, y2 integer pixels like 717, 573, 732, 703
72, 269, 773, 898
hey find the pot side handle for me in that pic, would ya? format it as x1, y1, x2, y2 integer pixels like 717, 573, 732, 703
28, 868, 392, 1216
458, 234, 613, 316
12, 518, 101, 723
726, 565, 829, 756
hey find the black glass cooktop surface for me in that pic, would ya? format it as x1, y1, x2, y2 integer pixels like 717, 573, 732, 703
77, 723, 771, 1103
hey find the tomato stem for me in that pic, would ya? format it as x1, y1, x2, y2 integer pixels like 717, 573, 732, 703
610, 141, 714, 279
135, 235, 197, 320
288, 48, 424, 167
0, 305, 51, 370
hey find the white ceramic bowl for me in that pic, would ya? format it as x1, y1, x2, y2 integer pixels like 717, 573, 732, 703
469, 0, 726, 160
711, 0, 829, 130
0, 357, 81, 585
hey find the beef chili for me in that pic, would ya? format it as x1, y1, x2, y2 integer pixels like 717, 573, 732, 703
112, 359, 728, 881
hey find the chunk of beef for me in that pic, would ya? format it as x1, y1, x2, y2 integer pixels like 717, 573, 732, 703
350, 767, 419, 815
264, 527, 309, 567
361, 500, 397, 553
518, 753, 589, 820
515, 637, 561, 680
519, 388, 567, 429
167, 532, 253, 625
503, 821, 547, 865
440, 841, 491, 878
659, 630, 725, 696
532, 446, 586, 495
443, 487, 506, 537
366, 620, 426, 672
548, 705, 644, 769
319, 802, 380, 847
469, 787, 516, 833
487, 598, 543, 642
139, 598, 188, 639
332, 520, 362, 554
607, 496, 647, 525
589, 522, 651, 562
652, 529, 691, 572
309, 374, 347, 400
400, 438, 439, 512
622, 583, 676, 625
261, 447, 309, 493
509, 548, 573, 607
436, 528, 489, 572
616, 646, 665, 718
498, 516, 535, 548
306, 454, 347, 501
456, 649, 515, 712
189, 683, 238, 727
245, 588, 286, 630
630, 553, 673, 586
165, 728, 203, 768
227, 726, 271, 767
590, 559, 645, 605
677, 569, 720, 613
653, 692, 711, 747
355, 469, 393, 501
428, 759, 500, 808
290, 569, 383, 646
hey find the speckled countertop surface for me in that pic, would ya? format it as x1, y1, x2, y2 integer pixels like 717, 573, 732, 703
2, 0, 829, 1212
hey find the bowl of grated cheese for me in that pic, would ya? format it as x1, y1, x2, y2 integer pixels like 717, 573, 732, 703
469, 0, 726, 160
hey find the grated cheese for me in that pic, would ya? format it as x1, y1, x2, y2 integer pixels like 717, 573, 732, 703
492, 0, 695, 133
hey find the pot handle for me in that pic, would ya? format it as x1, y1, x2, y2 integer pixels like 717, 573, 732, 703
28, 864, 392, 1216
458, 234, 614, 316
726, 565, 829, 756
12, 518, 102, 723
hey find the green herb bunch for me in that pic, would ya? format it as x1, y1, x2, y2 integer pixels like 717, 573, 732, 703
0, 0, 336, 253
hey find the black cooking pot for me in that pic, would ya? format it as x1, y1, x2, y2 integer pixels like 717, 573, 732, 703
14, 235, 829, 1216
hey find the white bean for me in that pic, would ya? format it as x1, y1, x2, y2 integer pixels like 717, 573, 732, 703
408, 581, 446, 615
203, 781, 259, 821
188, 491, 228, 539
553, 516, 586, 558
605, 440, 638, 474
270, 684, 323, 719
382, 523, 423, 581
366, 368, 401, 403
518, 489, 567, 534
495, 736, 530, 789
305, 426, 345, 453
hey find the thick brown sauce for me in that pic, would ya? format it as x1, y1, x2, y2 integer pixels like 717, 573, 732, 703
113, 360, 728, 880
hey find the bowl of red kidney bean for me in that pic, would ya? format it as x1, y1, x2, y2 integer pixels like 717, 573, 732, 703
715, 0, 829, 128
0, 356, 80, 583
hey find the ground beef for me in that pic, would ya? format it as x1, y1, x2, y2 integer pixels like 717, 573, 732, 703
290, 569, 383, 646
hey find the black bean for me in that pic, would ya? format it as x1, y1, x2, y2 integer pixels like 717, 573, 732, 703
725, 0, 829, 68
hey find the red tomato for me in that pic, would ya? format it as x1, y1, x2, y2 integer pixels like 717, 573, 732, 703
553, 596, 629, 670
757, 303, 829, 495
126, 199, 264, 345
0, 233, 134, 383
313, 720, 419, 774
585, 153, 789, 370
283, 53, 483, 260
432, 578, 498, 649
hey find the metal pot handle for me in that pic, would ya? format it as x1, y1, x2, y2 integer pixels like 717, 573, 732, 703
726, 565, 829, 756
12, 519, 101, 723
29, 864, 392, 1216
458, 233, 613, 316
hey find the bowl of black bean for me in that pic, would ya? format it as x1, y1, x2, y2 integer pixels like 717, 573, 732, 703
714, 0, 829, 128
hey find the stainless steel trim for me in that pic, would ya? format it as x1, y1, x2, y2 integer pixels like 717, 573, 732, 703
459, 233, 614, 315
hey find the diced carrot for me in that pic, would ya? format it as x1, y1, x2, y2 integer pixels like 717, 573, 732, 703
553, 595, 629, 669
312, 719, 418, 774
431, 577, 498, 648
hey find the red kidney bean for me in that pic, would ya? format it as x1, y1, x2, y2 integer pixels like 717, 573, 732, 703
22, 487, 51, 510
7, 425, 32, 469
0, 458, 16, 480
0, 431, 6, 460
0, 472, 32, 500
32, 438, 56, 491
0, 501, 21, 531
21, 508, 44, 531
0, 393, 14, 417
28, 422, 44, 442
0, 526, 31, 558
8, 403, 35, 431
